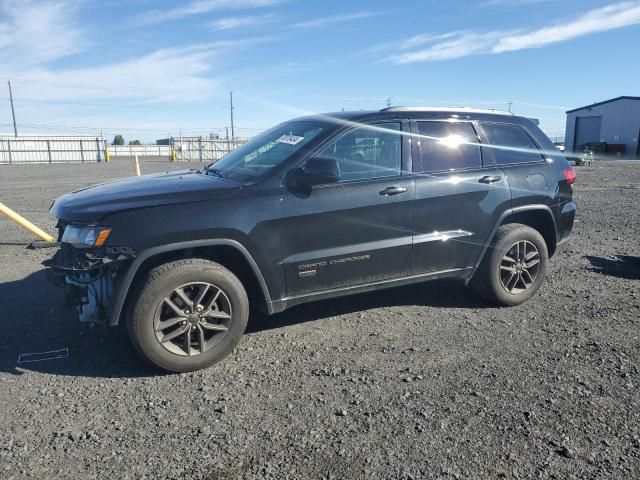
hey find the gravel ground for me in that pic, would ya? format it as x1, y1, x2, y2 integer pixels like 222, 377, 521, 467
0, 159, 639, 479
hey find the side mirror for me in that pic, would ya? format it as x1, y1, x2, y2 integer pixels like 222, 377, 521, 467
296, 156, 340, 186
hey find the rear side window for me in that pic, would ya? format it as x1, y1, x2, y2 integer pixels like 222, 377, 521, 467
416, 121, 482, 173
482, 123, 543, 165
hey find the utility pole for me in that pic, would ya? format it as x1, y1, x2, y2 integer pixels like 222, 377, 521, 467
229, 91, 235, 141
225, 126, 229, 140
7, 80, 17, 137
507, 100, 513, 113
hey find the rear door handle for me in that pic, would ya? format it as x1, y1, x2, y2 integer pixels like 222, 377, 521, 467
379, 186, 408, 196
479, 175, 502, 184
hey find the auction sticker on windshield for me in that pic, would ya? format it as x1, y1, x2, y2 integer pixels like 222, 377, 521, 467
276, 134, 305, 145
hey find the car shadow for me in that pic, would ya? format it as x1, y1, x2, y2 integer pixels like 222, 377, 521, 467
585, 255, 640, 281
0, 269, 488, 378
246, 279, 488, 334
0, 269, 156, 379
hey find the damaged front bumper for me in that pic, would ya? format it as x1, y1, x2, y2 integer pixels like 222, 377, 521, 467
44, 243, 136, 325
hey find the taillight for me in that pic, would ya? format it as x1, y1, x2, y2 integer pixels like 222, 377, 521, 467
563, 168, 576, 185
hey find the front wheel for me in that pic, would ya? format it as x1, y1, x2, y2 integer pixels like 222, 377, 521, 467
127, 258, 249, 372
471, 223, 548, 306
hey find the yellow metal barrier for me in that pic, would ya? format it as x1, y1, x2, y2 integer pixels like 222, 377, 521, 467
0, 202, 55, 242
134, 154, 141, 176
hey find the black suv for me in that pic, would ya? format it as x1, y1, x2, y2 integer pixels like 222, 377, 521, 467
47, 107, 576, 372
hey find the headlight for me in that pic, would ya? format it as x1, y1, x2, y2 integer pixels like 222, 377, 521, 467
61, 225, 112, 248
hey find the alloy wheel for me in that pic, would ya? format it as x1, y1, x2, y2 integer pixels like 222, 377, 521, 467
499, 240, 541, 294
153, 282, 232, 356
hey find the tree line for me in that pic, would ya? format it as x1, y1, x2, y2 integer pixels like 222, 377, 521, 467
112, 134, 142, 146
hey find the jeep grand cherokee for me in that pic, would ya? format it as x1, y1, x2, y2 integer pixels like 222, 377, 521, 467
46, 107, 576, 372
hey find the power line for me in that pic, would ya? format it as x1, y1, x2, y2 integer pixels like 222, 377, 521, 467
2, 121, 263, 136
0, 97, 229, 109
0, 75, 158, 93
0, 76, 569, 110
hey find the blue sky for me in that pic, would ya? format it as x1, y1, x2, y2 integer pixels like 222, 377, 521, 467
1, 0, 639, 142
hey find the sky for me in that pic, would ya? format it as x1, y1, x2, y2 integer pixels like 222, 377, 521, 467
0, 0, 639, 143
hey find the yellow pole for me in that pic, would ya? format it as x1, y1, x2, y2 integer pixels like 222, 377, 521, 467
0, 203, 55, 242
134, 154, 141, 176
171, 147, 176, 163
105, 147, 111, 163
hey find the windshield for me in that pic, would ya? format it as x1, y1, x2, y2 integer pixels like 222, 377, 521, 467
205, 120, 328, 183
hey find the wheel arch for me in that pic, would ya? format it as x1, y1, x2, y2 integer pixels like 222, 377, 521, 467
466, 205, 558, 284
109, 239, 273, 326
501, 208, 557, 257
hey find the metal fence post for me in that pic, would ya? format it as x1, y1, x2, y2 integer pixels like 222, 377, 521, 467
80, 140, 84, 163
47, 140, 52, 163
6, 139, 12, 165
199, 136, 203, 162
96, 138, 102, 162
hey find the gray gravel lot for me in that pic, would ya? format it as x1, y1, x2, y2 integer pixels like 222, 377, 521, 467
0, 159, 639, 479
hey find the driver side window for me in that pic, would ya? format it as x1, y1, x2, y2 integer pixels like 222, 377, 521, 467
318, 122, 402, 182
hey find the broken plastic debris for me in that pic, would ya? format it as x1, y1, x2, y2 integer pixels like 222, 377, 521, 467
17, 348, 69, 364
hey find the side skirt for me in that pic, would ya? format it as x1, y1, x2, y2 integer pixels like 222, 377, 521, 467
267, 267, 472, 314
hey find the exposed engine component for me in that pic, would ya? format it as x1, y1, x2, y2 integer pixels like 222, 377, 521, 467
44, 244, 136, 325
65, 273, 113, 324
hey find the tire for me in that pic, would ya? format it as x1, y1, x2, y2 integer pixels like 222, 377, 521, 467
471, 223, 548, 306
127, 258, 249, 373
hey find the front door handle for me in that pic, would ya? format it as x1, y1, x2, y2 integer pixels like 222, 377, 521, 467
479, 175, 502, 184
379, 186, 408, 196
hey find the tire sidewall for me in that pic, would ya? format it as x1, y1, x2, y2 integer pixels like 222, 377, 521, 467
130, 262, 248, 372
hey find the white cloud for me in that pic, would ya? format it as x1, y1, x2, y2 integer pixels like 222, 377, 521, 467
494, 1, 640, 52
130, 0, 280, 26
0, 1, 266, 101
398, 31, 471, 50
1, 38, 270, 138
390, 1, 640, 63
390, 31, 507, 63
30, 47, 216, 102
290, 11, 376, 29
0, 0, 85, 66
10, 38, 264, 104
210, 13, 278, 30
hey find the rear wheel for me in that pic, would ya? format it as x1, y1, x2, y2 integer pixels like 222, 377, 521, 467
127, 258, 249, 372
471, 223, 548, 306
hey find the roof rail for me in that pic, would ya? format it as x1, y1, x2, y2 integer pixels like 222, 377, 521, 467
380, 106, 513, 115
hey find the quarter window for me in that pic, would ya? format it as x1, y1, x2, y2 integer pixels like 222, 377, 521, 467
318, 122, 402, 181
482, 123, 543, 164
416, 121, 482, 173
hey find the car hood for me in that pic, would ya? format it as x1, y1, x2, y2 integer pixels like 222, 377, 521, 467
51, 169, 241, 223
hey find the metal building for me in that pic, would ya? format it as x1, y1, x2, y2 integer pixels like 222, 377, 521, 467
565, 96, 640, 159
